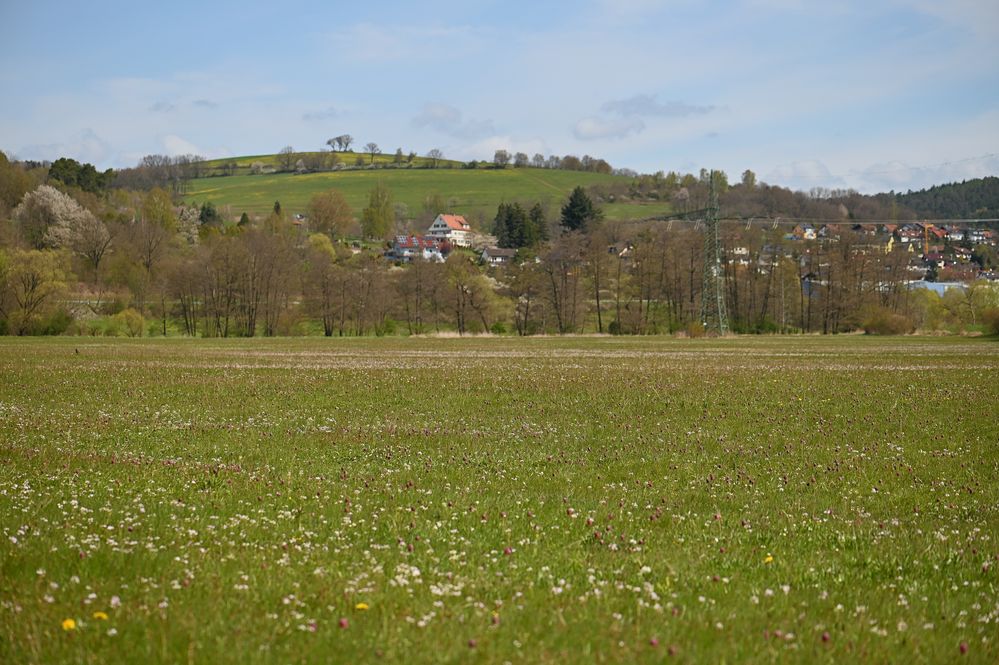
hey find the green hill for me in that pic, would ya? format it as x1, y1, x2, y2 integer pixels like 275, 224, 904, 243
894, 176, 999, 220
199, 150, 468, 174
184, 157, 669, 225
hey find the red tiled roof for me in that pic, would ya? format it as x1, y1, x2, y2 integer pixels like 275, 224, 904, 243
395, 235, 441, 250
438, 214, 470, 231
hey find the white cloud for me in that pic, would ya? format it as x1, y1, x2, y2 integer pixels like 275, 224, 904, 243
412, 103, 495, 140
453, 135, 550, 162
895, 0, 999, 38
573, 117, 645, 141
17, 129, 112, 165
765, 160, 847, 190
329, 23, 478, 63
602, 93, 716, 117
161, 135, 203, 157
851, 154, 999, 193
302, 106, 339, 122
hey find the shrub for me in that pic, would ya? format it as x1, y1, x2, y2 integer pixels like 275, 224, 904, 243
863, 308, 914, 335
982, 307, 999, 336
685, 321, 706, 338
40, 308, 74, 336
112, 308, 144, 337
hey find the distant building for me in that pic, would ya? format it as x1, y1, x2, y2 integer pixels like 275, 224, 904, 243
791, 224, 816, 241
907, 281, 966, 296
386, 235, 444, 263
481, 246, 517, 266
428, 214, 472, 247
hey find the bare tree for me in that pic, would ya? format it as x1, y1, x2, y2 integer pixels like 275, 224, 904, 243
307, 189, 354, 239
426, 148, 444, 168
364, 143, 381, 165
278, 146, 296, 171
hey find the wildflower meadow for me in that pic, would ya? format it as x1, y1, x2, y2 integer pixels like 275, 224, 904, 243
1, 336, 997, 663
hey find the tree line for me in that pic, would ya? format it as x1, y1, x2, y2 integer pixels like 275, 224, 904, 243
1, 150, 997, 337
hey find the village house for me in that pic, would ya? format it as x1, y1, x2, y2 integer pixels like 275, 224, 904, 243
386, 235, 445, 263
428, 214, 473, 247
481, 246, 517, 266
945, 226, 965, 242
790, 224, 816, 241
897, 224, 922, 243
967, 228, 991, 244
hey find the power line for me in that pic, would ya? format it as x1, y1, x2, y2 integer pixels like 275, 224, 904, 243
630, 215, 999, 226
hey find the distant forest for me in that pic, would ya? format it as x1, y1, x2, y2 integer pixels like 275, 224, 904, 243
896, 176, 999, 220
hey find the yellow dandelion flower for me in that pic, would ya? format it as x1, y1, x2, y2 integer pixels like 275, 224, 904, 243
764, 554, 774, 564
92, 611, 109, 621
61, 618, 77, 631
355, 602, 369, 611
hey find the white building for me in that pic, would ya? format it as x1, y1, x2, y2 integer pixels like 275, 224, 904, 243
428, 214, 472, 247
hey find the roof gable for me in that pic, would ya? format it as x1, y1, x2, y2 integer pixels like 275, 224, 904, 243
436, 214, 470, 231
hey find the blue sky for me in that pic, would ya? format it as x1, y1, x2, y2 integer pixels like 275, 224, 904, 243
1, 0, 997, 193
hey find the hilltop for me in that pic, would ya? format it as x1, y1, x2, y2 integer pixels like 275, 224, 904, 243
184, 152, 666, 224
895, 176, 999, 220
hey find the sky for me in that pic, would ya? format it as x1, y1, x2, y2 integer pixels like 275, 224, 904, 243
1, 0, 997, 194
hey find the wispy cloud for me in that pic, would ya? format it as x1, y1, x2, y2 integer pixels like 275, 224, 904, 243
765, 160, 847, 190
330, 23, 478, 63
193, 99, 218, 109
573, 116, 645, 141
149, 101, 176, 113
302, 106, 339, 122
161, 134, 203, 156
412, 103, 495, 140
17, 129, 112, 164
852, 154, 999, 193
602, 93, 715, 118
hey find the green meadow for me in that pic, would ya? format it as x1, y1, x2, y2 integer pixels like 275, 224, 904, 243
184, 166, 666, 222
1, 336, 997, 663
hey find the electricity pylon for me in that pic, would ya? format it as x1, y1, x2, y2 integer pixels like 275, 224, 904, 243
700, 171, 729, 335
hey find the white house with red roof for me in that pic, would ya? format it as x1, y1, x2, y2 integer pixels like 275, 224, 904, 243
428, 214, 472, 247
386, 235, 445, 263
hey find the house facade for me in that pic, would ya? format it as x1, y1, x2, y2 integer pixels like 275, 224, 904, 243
481, 246, 516, 266
428, 214, 472, 247
386, 236, 445, 263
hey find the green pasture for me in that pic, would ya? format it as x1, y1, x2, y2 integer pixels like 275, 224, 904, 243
1, 336, 997, 663
201, 151, 468, 173
184, 167, 667, 223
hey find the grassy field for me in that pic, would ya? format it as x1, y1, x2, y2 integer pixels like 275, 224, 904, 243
184, 167, 669, 223
1, 336, 997, 663
200, 151, 471, 173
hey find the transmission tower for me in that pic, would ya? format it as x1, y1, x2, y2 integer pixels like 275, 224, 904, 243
700, 171, 729, 334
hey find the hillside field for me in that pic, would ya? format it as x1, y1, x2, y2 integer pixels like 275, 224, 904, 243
1, 336, 997, 663
184, 166, 670, 224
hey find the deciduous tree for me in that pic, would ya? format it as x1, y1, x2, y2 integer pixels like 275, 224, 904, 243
361, 182, 393, 240
1, 248, 69, 335
307, 190, 353, 239
426, 148, 444, 168
278, 146, 296, 171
